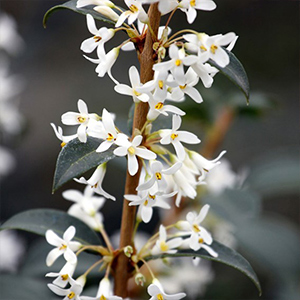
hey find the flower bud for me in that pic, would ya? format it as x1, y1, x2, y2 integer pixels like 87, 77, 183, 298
135, 273, 146, 286
94, 6, 119, 22
124, 245, 134, 257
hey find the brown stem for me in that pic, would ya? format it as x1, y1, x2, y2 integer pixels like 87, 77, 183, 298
113, 4, 161, 297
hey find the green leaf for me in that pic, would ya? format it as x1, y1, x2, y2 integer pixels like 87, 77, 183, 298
0, 209, 101, 245
209, 49, 250, 103
145, 241, 261, 295
53, 137, 116, 192
43, 0, 116, 28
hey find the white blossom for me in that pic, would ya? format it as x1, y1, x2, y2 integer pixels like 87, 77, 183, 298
50, 123, 77, 147
148, 280, 186, 300
45, 226, 82, 267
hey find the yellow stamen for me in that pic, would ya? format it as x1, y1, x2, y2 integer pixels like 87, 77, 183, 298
155, 102, 164, 110
210, 44, 218, 54
61, 274, 69, 281
157, 293, 164, 300
198, 237, 204, 244
149, 194, 156, 200
158, 80, 164, 89
59, 244, 67, 250
193, 224, 201, 233
155, 172, 162, 180
94, 36, 102, 42
61, 142, 66, 147
106, 133, 114, 141
175, 59, 182, 66
67, 292, 76, 299
171, 133, 178, 140
128, 146, 135, 155
100, 295, 107, 300
129, 4, 139, 13
144, 200, 148, 206
200, 45, 207, 51
77, 116, 86, 123
190, 0, 196, 7
160, 241, 169, 252
179, 84, 187, 90
133, 89, 141, 96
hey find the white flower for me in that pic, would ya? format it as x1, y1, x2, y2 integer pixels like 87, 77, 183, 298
50, 123, 77, 147
61, 99, 98, 143
153, 44, 198, 86
96, 108, 119, 152
46, 261, 77, 288
140, 0, 178, 15
179, 0, 216, 24
63, 186, 106, 230
115, 0, 148, 27
137, 160, 182, 192
160, 115, 200, 161
93, 6, 119, 22
114, 66, 149, 103
45, 226, 82, 267
125, 188, 172, 223
75, 163, 116, 200
151, 225, 182, 255
81, 278, 122, 300
81, 14, 115, 58
76, 0, 115, 9
114, 134, 157, 176
179, 205, 218, 257
170, 67, 203, 103
147, 94, 185, 121
148, 281, 186, 300
48, 276, 83, 300
84, 47, 120, 84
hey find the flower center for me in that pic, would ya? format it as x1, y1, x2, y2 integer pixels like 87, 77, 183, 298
94, 35, 102, 43
157, 293, 164, 300
193, 224, 201, 233
179, 84, 187, 90
133, 89, 141, 96
59, 244, 67, 250
175, 59, 182, 66
67, 292, 76, 299
158, 80, 164, 89
160, 241, 169, 252
61, 274, 69, 281
210, 44, 218, 54
149, 194, 156, 200
100, 295, 107, 300
198, 237, 204, 244
128, 146, 136, 155
144, 200, 148, 206
61, 142, 66, 147
130, 4, 139, 13
190, 0, 196, 7
200, 45, 207, 51
155, 102, 164, 110
106, 133, 114, 141
77, 116, 86, 123
155, 172, 162, 180
171, 133, 178, 140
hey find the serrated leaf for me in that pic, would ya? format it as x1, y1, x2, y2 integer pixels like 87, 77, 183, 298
209, 49, 250, 103
145, 241, 261, 295
53, 137, 115, 192
0, 209, 101, 245
43, 0, 116, 28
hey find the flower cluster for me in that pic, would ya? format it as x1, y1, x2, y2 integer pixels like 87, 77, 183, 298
47, 0, 239, 298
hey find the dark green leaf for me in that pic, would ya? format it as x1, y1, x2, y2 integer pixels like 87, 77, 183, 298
209, 49, 250, 103
145, 241, 261, 295
53, 137, 116, 192
43, 0, 115, 28
0, 209, 102, 245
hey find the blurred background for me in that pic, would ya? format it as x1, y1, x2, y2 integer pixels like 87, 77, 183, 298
0, 0, 299, 299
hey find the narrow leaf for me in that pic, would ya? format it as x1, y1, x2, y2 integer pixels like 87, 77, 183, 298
145, 241, 261, 295
53, 137, 116, 192
43, 0, 115, 28
209, 50, 250, 103
0, 209, 101, 245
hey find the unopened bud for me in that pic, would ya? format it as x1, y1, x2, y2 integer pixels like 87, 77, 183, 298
135, 273, 146, 286
94, 6, 119, 22
145, 123, 152, 135
153, 42, 160, 51
124, 245, 134, 257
